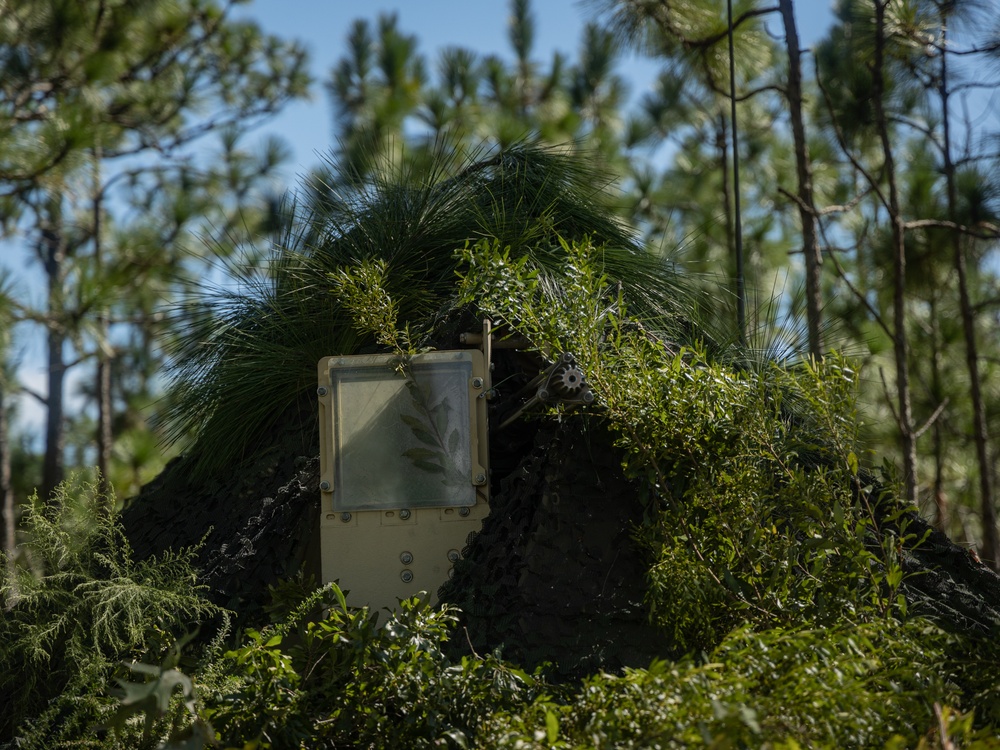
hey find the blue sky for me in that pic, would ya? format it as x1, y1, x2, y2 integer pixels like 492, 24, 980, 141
4, 0, 838, 436
234, 0, 838, 182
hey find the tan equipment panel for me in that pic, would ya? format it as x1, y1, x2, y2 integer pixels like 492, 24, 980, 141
317, 350, 489, 611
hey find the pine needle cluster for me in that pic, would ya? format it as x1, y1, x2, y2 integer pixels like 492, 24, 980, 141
158, 141, 715, 476
0, 475, 223, 744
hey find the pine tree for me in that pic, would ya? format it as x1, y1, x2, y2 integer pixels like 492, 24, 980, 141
0, 0, 310, 499
591, 0, 800, 341
816, 0, 1000, 558
324, 0, 630, 189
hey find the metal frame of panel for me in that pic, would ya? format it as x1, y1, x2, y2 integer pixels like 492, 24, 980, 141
316, 350, 489, 611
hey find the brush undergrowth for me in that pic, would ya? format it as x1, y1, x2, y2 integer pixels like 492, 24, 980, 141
6, 146, 1000, 746
0, 475, 226, 747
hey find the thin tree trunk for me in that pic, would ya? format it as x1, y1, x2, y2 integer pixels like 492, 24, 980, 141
778, 0, 823, 359
97, 356, 112, 492
93, 145, 113, 497
726, 0, 746, 344
939, 19, 998, 568
717, 114, 738, 330
1, 382, 15, 600
929, 295, 947, 532
41, 200, 67, 502
872, 1, 919, 506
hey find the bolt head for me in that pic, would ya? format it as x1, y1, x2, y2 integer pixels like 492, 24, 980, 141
400, 569, 413, 583
459, 507, 471, 517
340, 512, 352, 523
472, 377, 484, 389
399, 508, 412, 520
317, 386, 328, 396
319, 480, 331, 492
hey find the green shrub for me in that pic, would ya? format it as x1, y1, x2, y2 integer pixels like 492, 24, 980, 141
4, 478, 998, 748
144, 590, 1000, 749
454, 236, 919, 653
0, 475, 224, 747
478, 622, 972, 748
189, 585, 546, 749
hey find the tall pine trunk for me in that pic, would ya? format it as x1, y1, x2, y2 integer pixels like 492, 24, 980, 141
93, 146, 113, 497
41, 200, 67, 502
872, 1, 919, 506
1, 381, 14, 597
929, 297, 948, 532
939, 19, 998, 568
778, 0, 823, 359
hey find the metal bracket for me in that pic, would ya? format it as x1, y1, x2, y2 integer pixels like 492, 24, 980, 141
499, 352, 594, 429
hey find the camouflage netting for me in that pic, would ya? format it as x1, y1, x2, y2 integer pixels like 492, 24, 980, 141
437, 416, 671, 676
122, 341, 1000, 672
897, 519, 1000, 635
121, 401, 321, 614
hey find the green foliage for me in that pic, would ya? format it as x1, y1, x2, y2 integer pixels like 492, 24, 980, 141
0, 0, 310, 186
115, 589, 1000, 749
329, 257, 408, 352
2, 466, 998, 748
161, 141, 704, 476
110, 630, 217, 748
0, 475, 224, 745
457, 235, 915, 652
476, 621, 986, 748
325, 1, 629, 185
0, 0, 310, 506
172, 585, 546, 749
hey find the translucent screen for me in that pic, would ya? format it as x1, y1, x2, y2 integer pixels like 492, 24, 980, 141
329, 354, 475, 511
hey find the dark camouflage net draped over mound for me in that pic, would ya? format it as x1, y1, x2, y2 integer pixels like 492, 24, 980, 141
121, 401, 322, 614
438, 416, 671, 676
898, 519, 1000, 634
122, 374, 1000, 674
121, 142, 1000, 672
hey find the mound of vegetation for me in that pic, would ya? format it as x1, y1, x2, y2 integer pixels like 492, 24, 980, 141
5, 144, 1000, 747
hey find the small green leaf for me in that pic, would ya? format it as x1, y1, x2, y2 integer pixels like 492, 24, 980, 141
331, 583, 347, 612
885, 567, 903, 589
434, 401, 451, 435
402, 447, 438, 460
410, 428, 439, 446
400, 414, 426, 431
413, 459, 445, 474
545, 709, 559, 744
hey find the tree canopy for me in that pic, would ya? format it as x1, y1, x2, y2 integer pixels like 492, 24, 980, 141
4, 0, 1000, 747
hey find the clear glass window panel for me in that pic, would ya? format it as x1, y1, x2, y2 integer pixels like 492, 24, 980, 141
331, 357, 474, 511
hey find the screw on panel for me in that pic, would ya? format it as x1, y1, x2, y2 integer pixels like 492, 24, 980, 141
400, 551, 413, 565
400, 569, 413, 583
317, 386, 328, 396
319, 480, 331, 491
447, 549, 460, 563
340, 512, 352, 523
459, 507, 470, 517
472, 377, 484, 389
473, 473, 486, 486
399, 509, 411, 520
